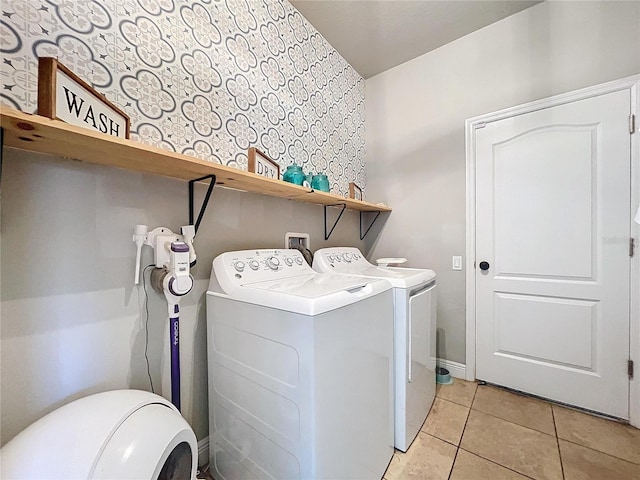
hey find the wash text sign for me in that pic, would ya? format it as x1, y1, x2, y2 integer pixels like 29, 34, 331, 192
38, 57, 130, 139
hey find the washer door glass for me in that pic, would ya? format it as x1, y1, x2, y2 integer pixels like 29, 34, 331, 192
157, 442, 193, 480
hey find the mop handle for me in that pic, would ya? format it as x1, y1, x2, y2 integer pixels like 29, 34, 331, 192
170, 314, 181, 411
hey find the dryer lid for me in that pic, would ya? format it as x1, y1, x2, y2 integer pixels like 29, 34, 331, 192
313, 247, 436, 289
336, 265, 436, 289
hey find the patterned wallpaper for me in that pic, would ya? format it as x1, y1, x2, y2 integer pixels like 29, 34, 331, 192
0, 0, 366, 195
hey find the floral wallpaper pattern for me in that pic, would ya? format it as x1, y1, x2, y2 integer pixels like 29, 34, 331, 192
0, 0, 366, 195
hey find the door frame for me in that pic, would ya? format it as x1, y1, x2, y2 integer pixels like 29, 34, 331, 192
465, 75, 640, 427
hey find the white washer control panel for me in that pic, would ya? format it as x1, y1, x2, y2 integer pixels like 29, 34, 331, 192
214, 249, 313, 285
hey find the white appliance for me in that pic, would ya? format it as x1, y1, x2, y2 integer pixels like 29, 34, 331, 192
0, 390, 198, 479
207, 248, 394, 480
313, 247, 437, 452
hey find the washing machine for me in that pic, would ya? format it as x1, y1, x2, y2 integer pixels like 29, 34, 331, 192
313, 247, 437, 452
0, 390, 198, 479
206, 248, 394, 480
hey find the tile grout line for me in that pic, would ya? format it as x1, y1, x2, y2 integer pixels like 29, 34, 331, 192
427, 396, 476, 446
441, 383, 640, 477
465, 384, 563, 480
447, 383, 479, 480
464, 408, 564, 478
552, 405, 640, 467
387, 394, 443, 480
456, 446, 538, 480
427, 433, 463, 450
472, 384, 558, 437
436, 392, 475, 409
469, 405, 557, 439
551, 404, 559, 438
446, 446, 459, 480
551, 404, 566, 480
559, 437, 640, 467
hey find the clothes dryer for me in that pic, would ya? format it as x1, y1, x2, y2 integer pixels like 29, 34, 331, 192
313, 247, 436, 452
206, 248, 394, 480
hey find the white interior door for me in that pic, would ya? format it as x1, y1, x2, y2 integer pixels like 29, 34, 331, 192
475, 89, 631, 419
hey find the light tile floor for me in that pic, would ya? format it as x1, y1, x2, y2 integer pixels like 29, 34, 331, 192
384, 379, 640, 480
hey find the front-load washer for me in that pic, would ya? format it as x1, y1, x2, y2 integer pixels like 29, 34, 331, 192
313, 247, 437, 452
206, 248, 394, 480
0, 390, 197, 479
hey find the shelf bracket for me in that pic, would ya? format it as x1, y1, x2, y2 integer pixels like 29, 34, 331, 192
324, 203, 347, 240
188, 174, 216, 234
0, 128, 4, 182
360, 210, 381, 240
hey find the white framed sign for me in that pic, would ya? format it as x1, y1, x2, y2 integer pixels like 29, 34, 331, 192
37, 57, 130, 139
248, 147, 280, 179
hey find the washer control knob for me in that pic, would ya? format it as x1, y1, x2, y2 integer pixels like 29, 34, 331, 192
295, 257, 304, 265
343, 253, 352, 262
248, 260, 259, 271
266, 256, 280, 270
335, 254, 342, 262
328, 254, 336, 262
284, 257, 294, 266
234, 261, 245, 272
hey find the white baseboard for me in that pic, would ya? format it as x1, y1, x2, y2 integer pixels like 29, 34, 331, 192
436, 359, 467, 380
197, 436, 209, 468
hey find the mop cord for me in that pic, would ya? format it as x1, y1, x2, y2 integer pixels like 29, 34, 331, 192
142, 264, 155, 393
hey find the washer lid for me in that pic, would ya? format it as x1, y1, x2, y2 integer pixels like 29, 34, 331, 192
210, 271, 391, 316
313, 247, 436, 289
208, 249, 393, 315
242, 272, 370, 297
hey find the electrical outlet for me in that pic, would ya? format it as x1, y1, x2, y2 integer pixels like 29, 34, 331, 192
452, 256, 462, 270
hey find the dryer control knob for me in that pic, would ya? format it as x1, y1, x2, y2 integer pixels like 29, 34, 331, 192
234, 261, 245, 272
328, 254, 336, 262
266, 256, 280, 270
343, 253, 352, 262
295, 257, 303, 265
284, 257, 294, 266
248, 260, 259, 271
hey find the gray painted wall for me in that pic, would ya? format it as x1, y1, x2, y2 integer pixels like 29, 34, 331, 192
0, 150, 369, 447
365, 1, 640, 364
0, 0, 370, 448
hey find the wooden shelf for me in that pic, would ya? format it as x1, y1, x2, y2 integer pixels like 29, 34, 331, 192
0, 108, 390, 213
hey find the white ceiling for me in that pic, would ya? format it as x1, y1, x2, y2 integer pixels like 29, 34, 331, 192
290, 0, 542, 78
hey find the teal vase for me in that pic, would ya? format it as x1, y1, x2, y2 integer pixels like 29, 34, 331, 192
282, 164, 305, 185
311, 174, 330, 192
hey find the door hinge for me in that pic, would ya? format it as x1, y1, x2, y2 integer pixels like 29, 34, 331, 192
629, 359, 634, 379
630, 114, 636, 134
630, 238, 635, 257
